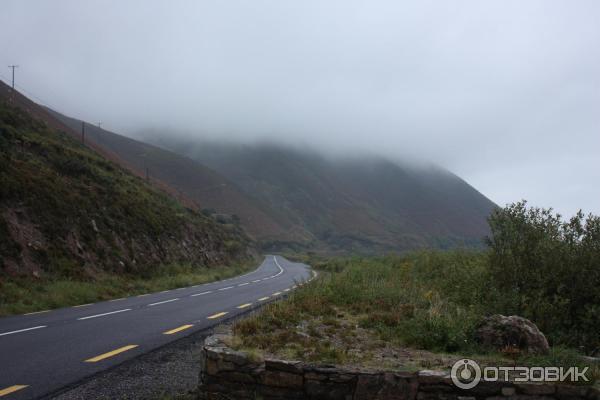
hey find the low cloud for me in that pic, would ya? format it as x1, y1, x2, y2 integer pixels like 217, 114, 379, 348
1, 0, 599, 216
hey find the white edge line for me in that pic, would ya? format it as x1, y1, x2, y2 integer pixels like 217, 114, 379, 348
272, 256, 284, 278
0, 325, 47, 336
148, 298, 179, 306
77, 308, 132, 320
191, 291, 212, 297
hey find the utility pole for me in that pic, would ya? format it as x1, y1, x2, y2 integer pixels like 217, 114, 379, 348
8, 65, 18, 89
81, 121, 85, 144
145, 167, 150, 182
97, 122, 102, 129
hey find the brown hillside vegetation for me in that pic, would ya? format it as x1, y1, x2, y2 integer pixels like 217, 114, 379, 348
45, 108, 293, 243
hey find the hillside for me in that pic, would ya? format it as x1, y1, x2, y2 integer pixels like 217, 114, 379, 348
0, 99, 251, 279
44, 108, 294, 243
0, 80, 496, 254
142, 139, 497, 252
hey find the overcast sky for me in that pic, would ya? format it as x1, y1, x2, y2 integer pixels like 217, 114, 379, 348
1, 0, 599, 217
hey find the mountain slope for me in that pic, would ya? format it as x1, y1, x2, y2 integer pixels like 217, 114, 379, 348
0, 80, 495, 254
0, 100, 250, 278
44, 108, 294, 243
140, 139, 496, 252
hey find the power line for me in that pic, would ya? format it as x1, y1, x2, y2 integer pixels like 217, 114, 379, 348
0, 73, 57, 110
0, 73, 110, 141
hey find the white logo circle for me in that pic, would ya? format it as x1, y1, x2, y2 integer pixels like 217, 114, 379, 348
451, 359, 482, 389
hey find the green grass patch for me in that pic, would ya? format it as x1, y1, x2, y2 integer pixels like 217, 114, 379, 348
0, 260, 255, 316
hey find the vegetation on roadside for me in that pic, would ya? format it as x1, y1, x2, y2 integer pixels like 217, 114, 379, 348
0, 101, 250, 276
0, 101, 255, 315
234, 202, 600, 382
0, 260, 255, 316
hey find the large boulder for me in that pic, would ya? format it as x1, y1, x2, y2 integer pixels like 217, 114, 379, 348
474, 314, 550, 354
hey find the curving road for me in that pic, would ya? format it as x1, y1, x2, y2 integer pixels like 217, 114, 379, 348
0, 255, 313, 399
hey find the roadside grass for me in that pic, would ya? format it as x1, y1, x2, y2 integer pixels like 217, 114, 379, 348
233, 252, 600, 384
0, 260, 255, 316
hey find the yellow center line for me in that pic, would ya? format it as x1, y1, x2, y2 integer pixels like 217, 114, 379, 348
207, 311, 228, 319
73, 303, 93, 308
0, 385, 28, 397
237, 303, 252, 309
258, 297, 269, 301
85, 345, 138, 363
163, 324, 194, 335
272, 292, 281, 296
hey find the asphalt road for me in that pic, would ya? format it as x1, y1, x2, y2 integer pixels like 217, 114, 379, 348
0, 255, 313, 399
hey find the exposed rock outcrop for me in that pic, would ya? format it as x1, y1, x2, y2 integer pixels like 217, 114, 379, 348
474, 314, 550, 355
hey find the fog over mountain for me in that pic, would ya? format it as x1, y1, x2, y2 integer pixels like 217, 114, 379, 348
1, 0, 599, 216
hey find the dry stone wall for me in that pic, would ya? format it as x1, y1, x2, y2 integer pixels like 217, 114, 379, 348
198, 334, 599, 400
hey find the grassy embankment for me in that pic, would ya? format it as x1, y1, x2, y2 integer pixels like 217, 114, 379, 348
0, 260, 256, 316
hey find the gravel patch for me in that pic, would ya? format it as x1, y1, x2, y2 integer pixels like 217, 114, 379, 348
47, 330, 209, 400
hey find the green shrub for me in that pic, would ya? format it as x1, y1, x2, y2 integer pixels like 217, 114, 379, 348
487, 201, 600, 349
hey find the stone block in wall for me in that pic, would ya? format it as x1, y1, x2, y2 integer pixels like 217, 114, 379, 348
587, 387, 600, 400
305, 371, 329, 381
217, 370, 257, 384
209, 346, 250, 366
502, 387, 517, 396
517, 383, 556, 395
204, 376, 256, 399
462, 381, 504, 397
417, 391, 458, 400
420, 384, 456, 393
204, 334, 229, 348
485, 396, 554, 400
304, 378, 354, 400
262, 369, 304, 389
418, 370, 453, 385
354, 372, 418, 400
258, 384, 306, 400
555, 385, 589, 399
265, 359, 304, 374
329, 372, 357, 384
